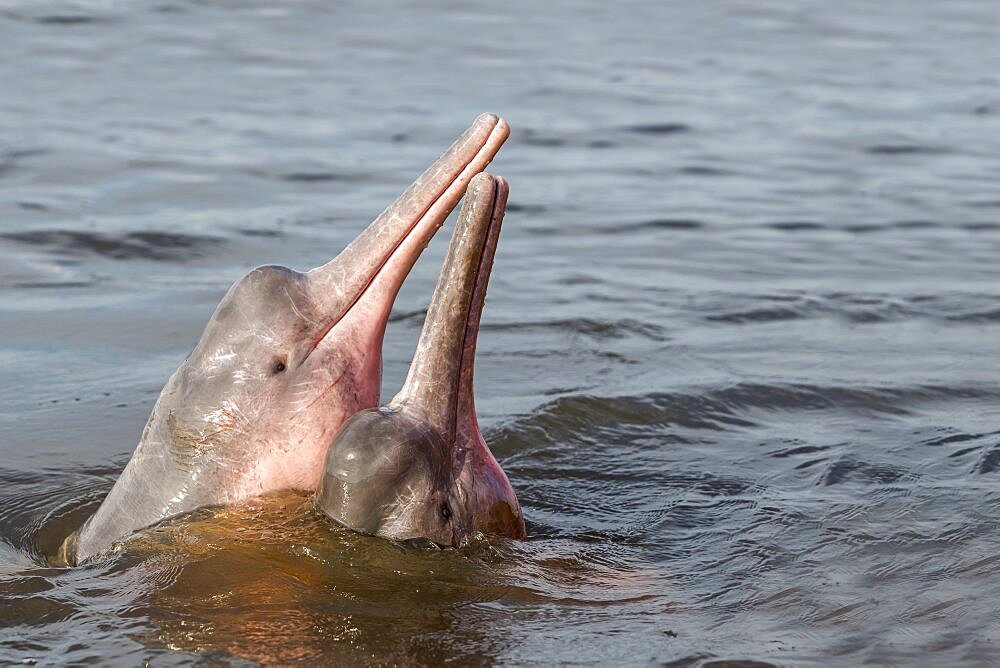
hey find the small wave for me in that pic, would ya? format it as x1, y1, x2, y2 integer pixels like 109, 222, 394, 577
521, 134, 565, 148
865, 144, 949, 156
0, 10, 111, 26
504, 202, 547, 215
767, 221, 825, 231
921, 430, 1000, 448
974, 446, 1000, 474
491, 383, 1000, 455
947, 309, 1000, 323
238, 228, 283, 238
679, 165, 734, 177
9, 281, 94, 290
0, 230, 224, 262
892, 219, 939, 230
388, 307, 427, 323
515, 122, 690, 151
0, 148, 47, 178
614, 218, 705, 232
762, 219, 1000, 234
530, 218, 706, 235
34, 15, 103, 25
622, 123, 691, 136
483, 317, 668, 342
818, 456, 909, 486
703, 292, 1000, 326
966, 199, 1000, 209
707, 306, 809, 324
0, 466, 116, 563
281, 172, 339, 183
843, 223, 882, 233
770, 443, 832, 458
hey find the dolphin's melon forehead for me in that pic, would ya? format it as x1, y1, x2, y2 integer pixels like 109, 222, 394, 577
213, 265, 308, 319
321, 408, 444, 485
192, 266, 326, 355
316, 409, 423, 533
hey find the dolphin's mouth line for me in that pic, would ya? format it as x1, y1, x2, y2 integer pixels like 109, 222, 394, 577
386, 173, 508, 441
303, 120, 508, 362
450, 177, 503, 439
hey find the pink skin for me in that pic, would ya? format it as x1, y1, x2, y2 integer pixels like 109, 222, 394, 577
64, 115, 510, 564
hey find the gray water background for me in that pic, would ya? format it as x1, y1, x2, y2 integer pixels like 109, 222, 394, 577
1, 0, 1000, 664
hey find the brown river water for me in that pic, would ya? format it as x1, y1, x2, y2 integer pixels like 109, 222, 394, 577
2, 1, 1000, 664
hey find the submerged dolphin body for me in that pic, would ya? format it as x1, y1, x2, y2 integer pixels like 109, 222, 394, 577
64, 115, 510, 564
315, 172, 525, 546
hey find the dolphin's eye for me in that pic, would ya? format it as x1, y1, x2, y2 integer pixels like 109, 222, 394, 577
440, 502, 452, 521
272, 359, 287, 374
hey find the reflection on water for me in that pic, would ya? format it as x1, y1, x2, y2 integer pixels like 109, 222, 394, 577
2, 0, 1000, 664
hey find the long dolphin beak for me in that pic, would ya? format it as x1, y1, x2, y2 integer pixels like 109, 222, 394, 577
391, 172, 508, 439
306, 114, 510, 344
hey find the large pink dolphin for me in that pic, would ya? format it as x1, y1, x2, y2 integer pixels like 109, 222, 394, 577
63, 114, 510, 564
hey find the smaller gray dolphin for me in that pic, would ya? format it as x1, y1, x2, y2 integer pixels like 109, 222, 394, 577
316, 172, 525, 547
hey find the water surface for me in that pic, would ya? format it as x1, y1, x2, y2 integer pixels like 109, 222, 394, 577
2, 0, 1000, 664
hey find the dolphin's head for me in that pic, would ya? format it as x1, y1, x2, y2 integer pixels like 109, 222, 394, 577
154, 115, 511, 502
69, 115, 509, 563
316, 173, 525, 547
154, 260, 386, 499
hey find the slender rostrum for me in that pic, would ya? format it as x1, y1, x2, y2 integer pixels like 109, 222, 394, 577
65, 115, 510, 564
392, 172, 506, 436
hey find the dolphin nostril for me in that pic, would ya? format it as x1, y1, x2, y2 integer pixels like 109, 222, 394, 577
440, 502, 452, 521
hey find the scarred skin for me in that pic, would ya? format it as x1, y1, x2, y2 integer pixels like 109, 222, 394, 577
315, 172, 526, 547
63, 115, 510, 564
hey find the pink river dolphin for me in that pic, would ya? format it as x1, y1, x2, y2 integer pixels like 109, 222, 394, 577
63, 114, 510, 563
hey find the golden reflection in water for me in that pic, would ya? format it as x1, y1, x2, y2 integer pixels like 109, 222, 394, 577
119, 493, 488, 663
112, 492, 669, 664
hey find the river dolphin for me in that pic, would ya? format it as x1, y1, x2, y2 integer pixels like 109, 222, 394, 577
63, 115, 510, 564
315, 172, 525, 546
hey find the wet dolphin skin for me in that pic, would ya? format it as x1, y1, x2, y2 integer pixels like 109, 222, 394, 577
64, 115, 510, 564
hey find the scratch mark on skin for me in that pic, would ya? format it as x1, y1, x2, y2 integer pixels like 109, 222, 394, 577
304, 365, 352, 411
238, 302, 255, 331
166, 403, 243, 470
290, 367, 327, 412
285, 286, 319, 330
